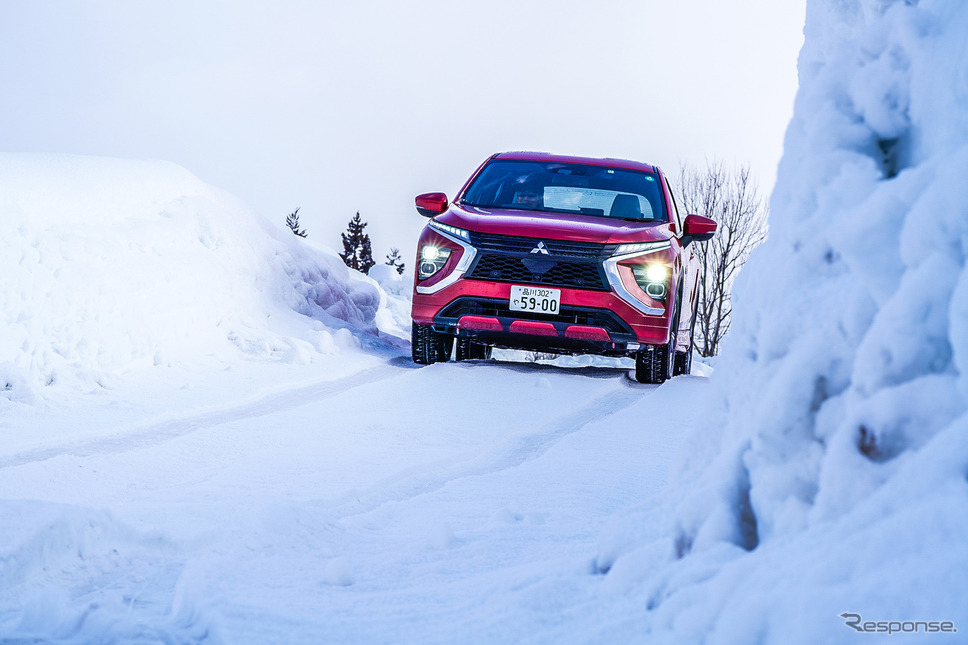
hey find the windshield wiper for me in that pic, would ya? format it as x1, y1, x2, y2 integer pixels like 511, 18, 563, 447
461, 202, 539, 212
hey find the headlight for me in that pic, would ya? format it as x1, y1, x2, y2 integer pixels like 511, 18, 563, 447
418, 245, 452, 279
614, 240, 671, 256
644, 264, 668, 283
429, 221, 470, 241
632, 264, 669, 301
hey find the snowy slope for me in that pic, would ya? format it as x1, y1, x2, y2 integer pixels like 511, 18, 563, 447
0, 153, 383, 401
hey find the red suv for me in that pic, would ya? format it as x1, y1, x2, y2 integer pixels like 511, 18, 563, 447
410, 152, 717, 383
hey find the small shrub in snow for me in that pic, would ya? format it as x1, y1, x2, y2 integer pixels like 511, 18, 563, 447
285, 208, 307, 237
385, 247, 406, 275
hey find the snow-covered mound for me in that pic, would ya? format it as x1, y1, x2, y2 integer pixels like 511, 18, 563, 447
367, 263, 414, 339
605, 0, 968, 640
0, 154, 380, 400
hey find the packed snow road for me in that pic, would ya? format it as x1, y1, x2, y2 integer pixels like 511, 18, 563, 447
0, 352, 711, 643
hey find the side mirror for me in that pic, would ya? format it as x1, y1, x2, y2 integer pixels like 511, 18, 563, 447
415, 192, 448, 217
681, 214, 717, 245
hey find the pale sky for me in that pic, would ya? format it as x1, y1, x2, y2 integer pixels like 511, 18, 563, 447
0, 0, 806, 260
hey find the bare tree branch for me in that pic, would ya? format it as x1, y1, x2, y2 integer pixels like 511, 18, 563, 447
677, 159, 768, 357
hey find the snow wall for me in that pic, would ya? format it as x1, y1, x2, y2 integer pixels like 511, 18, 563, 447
0, 154, 381, 400
656, 0, 968, 639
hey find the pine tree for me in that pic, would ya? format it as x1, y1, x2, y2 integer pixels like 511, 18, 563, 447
359, 234, 375, 275
286, 208, 307, 237
386, 248, 406, 275
339, 212, 376, 274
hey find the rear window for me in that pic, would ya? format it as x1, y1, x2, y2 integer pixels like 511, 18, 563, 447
460, 160, 666, 222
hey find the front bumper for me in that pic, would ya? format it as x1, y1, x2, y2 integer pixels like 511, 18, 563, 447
412, 279, 674, 354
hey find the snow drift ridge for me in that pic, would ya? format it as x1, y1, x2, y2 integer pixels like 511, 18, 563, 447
0, 153, 380, 399
649, 0, 968, 639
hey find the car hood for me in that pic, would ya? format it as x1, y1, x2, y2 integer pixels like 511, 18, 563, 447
437, 204, 674, 244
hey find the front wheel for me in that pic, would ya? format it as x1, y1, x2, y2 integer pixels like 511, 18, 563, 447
634, 338, 675, 384
634, 292, 679, 384
411, 323, 453, 364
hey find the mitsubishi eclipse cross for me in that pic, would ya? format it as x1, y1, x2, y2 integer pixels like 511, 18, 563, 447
409, 151, 717, 384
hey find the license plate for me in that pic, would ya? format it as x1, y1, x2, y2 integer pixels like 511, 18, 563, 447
509, 285, 561, 313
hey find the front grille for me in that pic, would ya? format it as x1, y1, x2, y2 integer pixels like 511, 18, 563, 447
469, 254, 606, 289
470, 232, 619, 258
465, 233, 615, 291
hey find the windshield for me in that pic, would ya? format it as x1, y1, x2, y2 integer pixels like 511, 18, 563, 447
460, 160, 666, 222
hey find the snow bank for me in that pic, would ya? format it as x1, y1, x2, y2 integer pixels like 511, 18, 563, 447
597, 0, 968, 640
0, 500, 219, 642
0, 154, 380, 399
368, 263, 414, 340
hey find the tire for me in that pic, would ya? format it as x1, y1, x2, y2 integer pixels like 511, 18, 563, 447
634, 290, 680, 384
455, 337, 491, 361
634, 337, 675, 384
437, 334, 454, 362
411, 323, 452, 364
673, 347, 692, 376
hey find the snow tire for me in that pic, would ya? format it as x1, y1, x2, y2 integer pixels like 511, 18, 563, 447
411, 323, 452, 364
673, 348, 692, 376
634, 337, 675, 384
635, 290, 680, 384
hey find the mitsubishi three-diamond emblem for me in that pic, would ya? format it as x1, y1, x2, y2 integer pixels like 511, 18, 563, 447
530, 241, 550, 255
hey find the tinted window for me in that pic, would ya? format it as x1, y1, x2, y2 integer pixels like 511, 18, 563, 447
461, 160, 666, 222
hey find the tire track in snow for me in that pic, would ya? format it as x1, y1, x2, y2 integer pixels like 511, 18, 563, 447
330, 374, 656, 519
0, 363, 407, 470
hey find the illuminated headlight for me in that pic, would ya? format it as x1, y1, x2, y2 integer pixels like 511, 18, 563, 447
632, 264, 669, 301
614, 241, 671, 255
418, 245, 452, 279
644, 264, 668, 283
429, 221, 470, 241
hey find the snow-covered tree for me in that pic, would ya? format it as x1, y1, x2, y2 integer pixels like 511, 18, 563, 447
339, 212, 375, 274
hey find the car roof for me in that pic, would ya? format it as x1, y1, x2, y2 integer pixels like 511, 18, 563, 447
492, 151, 658, 174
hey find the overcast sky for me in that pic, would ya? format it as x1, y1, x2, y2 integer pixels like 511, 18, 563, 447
0, 0, 806, 260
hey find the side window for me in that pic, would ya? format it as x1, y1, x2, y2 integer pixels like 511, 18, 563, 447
661, 173, 683, 233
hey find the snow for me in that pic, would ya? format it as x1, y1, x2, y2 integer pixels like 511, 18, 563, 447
619, 0, 968, 640
0, 153, 384, 401
3, 0, 968, 641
